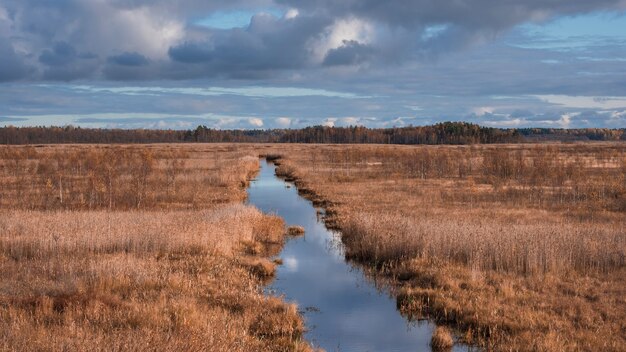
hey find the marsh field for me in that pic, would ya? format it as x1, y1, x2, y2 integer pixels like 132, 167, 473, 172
1, 142, 625, 351
0, 144, 310, 351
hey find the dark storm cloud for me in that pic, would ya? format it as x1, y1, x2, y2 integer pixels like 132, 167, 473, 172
168, 43, 214, 63
276, 0, 626, 29
107, 52, 150, 67
38, 42, 100, 81
1, 0, 623, 81
103, 52, 152, 80
1, 0, 626, 129
0, 38, 30, 82
168, 13, 331, 77
323, 40, 375, 66
0, 0, 624, 80
39, 42, 78, 66
102, 65, 154, 81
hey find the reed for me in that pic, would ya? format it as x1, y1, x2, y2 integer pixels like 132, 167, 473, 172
431, 326, 454, 351
0, 144, 312, 352
267, 142, 626, 351
0, 144, 260, 210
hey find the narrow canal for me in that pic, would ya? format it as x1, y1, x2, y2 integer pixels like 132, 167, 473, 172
247, 159, 467, 351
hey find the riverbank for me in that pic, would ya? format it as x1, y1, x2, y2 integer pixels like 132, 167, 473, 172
0, 145, 312, 351
268, 143, 626, 351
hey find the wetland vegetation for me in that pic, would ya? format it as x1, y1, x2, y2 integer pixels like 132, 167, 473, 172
0, 144, 311, 351
1, 141, 624, 351
267, 143, 626, 351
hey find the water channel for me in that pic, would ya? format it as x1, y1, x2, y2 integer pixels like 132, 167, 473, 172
247, 159, 468, 352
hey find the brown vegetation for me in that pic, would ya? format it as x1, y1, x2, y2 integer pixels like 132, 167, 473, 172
268, 143, 626, 351
0, 144, 259, 210
431, 326, 454, 351
287, 226, 306, 237
0, 144, 312, 351
3, 142, 625, 351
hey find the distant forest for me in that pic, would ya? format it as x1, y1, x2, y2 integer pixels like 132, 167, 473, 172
1, 122, 625, 145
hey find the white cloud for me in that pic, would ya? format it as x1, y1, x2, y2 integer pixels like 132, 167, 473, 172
481, 118, 524, 127
558, 113, 573, 128
472, 106, 495, 116
610, 110, 626, 119
248, 117, 264, 127
310, 17, 375, 63
341, 117, 361, 125
111, 7, 185, 58
322, 118, 336, 127
275, 117, 292, 127
215, 117, 238, 128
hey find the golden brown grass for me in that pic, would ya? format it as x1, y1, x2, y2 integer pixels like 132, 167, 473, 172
267, 143, 626, 351
0, 144, 260, 210
431, 326, 454, 351
3, 142, 624, 351
287, 226, 306, 237
0, 144, 312, 352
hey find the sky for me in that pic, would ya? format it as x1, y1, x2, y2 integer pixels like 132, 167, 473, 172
1, 0, 626, 130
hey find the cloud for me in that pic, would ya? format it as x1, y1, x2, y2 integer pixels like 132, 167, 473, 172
0, 116, 28, 122
311, 17, 375, 63
168, 12, 332, 78
481, 118, 524, 128
322, 118, 336, 127
533, 95, 626, 109
38, 42, 100, 80
275, 117, 292, 127
107, 52, 150, 66
248, 117, 264, 127
472, 106, 495, 116
323, 40, 375, 66
65, 84, 365, 98
557, 113, 573, 128
610, 110, 626, 120
276, 0, 626, 30
103, 52, 153, 80
1, 0, 626, 129
284, 8, 299, 19
39, 42, 79, 66
1, 0, 625, 81
168, 42, 214, 63
0, 38, 30, 82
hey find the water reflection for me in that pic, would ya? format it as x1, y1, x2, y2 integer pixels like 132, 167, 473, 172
247, 159, 467, 352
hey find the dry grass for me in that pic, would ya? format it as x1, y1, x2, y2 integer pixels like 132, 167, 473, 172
0, 144, 312, 352
0, 144, 260, 209
287, 226, 306, 237
267, 143, 626, 351
4, 142, 624, 351
431, 326, 454, 351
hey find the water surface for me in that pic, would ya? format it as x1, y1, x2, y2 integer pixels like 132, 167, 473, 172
247, 159, 467, 352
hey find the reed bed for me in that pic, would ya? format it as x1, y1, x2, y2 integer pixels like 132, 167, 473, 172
0, 144, 311, 352
342, 211, 625, 275
267, 142, 626, 351
0, 144, 260, 210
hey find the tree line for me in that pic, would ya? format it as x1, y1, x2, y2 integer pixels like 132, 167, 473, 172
1, 122, 624, 145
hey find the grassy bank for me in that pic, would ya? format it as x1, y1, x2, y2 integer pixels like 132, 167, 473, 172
0, 144, 312, 351
269, 143, 626, 351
